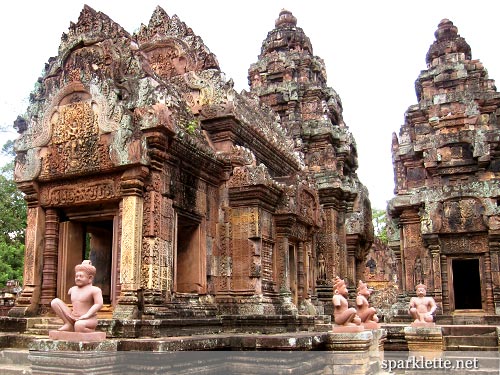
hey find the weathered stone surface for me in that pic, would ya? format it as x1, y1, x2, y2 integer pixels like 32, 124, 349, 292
389, 19, 500, 319
10, 7, 372, 331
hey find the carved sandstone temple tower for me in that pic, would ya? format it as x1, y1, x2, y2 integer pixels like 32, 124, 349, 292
249, 10, 373, 310
389, 19, 500, 318
10, 6, 372, 322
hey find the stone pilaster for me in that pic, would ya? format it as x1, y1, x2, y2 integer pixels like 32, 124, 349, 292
484, 251, 494, 313
9, 206, 45, 317
488, 233, 500, 314
297, 241, 304, 300
114, 167, 147, 319
425, 235, 443, 314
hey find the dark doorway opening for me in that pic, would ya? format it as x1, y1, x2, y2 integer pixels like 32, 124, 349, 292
452, 258, 482, 310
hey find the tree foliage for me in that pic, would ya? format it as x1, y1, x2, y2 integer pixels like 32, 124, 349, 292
372, 208, 388, 245
0, 141, 26, 287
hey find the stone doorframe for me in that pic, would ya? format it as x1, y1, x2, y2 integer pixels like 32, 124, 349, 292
446, 255, 485, 312
57, 207, 119, 307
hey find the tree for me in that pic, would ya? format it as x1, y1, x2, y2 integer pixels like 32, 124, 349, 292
0, 140, 26, 287
372, 209, 388, 245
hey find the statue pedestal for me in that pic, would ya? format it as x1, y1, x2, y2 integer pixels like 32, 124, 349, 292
324, 330, 382, 375
362, 321, 380, 330
29, 339, 118, 375
331, 324, 364, 333
48, 330, 106, 342
404, 325, 443, 354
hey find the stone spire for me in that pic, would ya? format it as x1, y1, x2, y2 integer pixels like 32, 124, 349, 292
275, 9, 297, 28
259, 9, 313, 56
389, 18, 500, 318
249, 10, 374, 290
425, 18, 472, 66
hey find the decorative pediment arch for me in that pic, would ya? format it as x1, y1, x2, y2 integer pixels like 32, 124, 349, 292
135, 6, 219, 81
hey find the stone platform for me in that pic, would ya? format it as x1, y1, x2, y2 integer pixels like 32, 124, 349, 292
0, 322, 498, 374
27, 329, 387, 374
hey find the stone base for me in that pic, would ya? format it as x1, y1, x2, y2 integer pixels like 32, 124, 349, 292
48, 330, 106, 342
325, 330, 378, 374
332, 324, 364, 333
411, 321, 435, 327
404, 325, 443, 353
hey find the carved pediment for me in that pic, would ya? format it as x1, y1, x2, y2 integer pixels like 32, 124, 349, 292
136, 6, 219, 81
58, 5, 131, 66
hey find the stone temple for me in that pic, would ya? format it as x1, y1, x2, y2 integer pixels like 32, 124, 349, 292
389, 19, 500, 322
9, 6, 373, 325
5, 7, 500, 373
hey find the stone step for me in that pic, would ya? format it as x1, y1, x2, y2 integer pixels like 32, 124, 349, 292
31, 323, 60, 330
0, 349, 31, 375
0, 363, 31, 375
0, 334, 44, 349
0, 349, 30, 365
442, 353, 500, 374
445, 344, 499, 351
442, 325, 497, 336
444, 335, 498, 348
23, 328, 51, 336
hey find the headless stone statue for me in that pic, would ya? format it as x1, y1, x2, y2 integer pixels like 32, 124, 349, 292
409, 283, 437, 326
332, 276, 361, 328
50, 260, 104, 333
356, 280, 379, 329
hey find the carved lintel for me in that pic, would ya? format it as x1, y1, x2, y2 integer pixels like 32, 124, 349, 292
228, 184, 282, 211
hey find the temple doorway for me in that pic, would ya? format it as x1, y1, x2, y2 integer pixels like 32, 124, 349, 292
57, 208, 118, 306
452, 258, 482, 310
175, 213, 204, 294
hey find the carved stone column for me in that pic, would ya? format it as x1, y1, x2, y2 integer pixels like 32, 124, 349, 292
345, 236, 357, 287
275, 231, 291, 295
39, 208, 59, 313
274, 228, 297, 314
297, 241, 305, 301
9, 206, 45, 317
484, 252, 494, 313
440, 254, 450, 314
113, 167, 147, 319
426, 235, 443, 314
488, 233, 500, 314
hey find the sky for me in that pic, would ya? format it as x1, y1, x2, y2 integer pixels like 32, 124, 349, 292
1, 1, 499, 209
